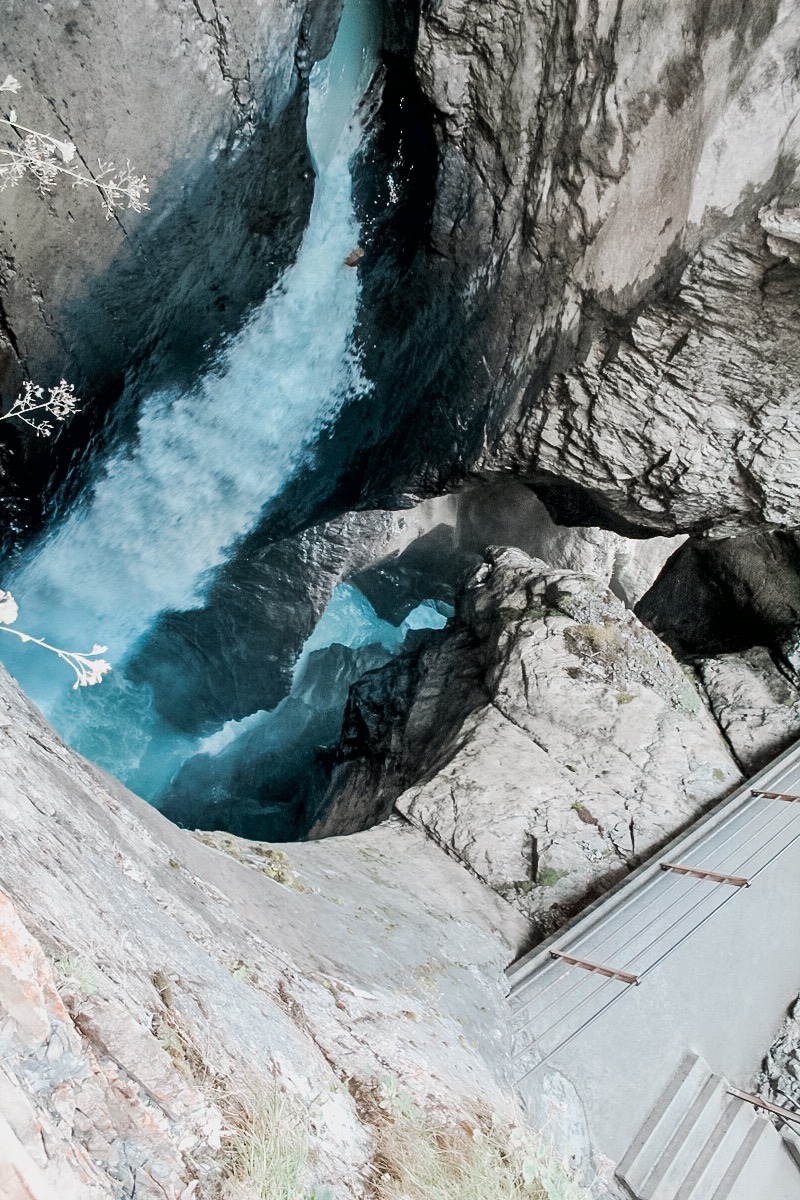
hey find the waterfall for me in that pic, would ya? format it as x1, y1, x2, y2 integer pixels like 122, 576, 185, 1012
0, 0, 385, 794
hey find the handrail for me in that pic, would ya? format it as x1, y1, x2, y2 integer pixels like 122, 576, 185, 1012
508, 737, 800, 988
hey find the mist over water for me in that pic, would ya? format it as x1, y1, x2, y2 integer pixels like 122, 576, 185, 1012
0, 0, 420, 816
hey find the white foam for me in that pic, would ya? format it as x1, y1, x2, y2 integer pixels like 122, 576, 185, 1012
3, 0, 383, 730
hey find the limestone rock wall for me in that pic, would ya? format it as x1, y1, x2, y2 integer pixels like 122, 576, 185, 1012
485, 228, 800, 535
354, 0, 800, 537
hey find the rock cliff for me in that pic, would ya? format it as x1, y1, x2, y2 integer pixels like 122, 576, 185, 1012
2, 0, 800, 1188
312, 547, 741, 937
337, 0, 800, 537
0, 0, 345, 537
0, 0, 335, 395
0, 663, 530, 1198
421, 0, 800, 531
5, 1, 796, 544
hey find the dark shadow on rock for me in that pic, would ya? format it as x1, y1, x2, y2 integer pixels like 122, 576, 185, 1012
158, 639, 395, 840
349, 524, 477, 624
636, 529, 800, 660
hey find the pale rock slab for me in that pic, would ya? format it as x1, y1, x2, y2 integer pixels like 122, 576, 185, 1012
696, 648, 800, 774
410, 0, 800, 536
0, 663, 528, 1197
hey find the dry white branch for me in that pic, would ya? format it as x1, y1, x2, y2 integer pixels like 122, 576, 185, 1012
0, 76, 148, 217
0, 379, 81, 437
0, 592, 111, 688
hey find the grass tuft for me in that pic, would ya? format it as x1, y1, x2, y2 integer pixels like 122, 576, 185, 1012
221, 1087, 311, 1200
53, 952, 99, 996
370, 1078, 591, 1200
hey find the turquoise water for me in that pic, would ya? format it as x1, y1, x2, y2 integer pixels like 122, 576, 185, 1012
0, 0, 409, 822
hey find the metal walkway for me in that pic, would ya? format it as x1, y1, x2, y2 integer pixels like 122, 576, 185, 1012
507, 738, 800, 1081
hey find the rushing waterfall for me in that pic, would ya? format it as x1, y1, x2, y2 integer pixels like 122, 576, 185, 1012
0, 0, 395, 804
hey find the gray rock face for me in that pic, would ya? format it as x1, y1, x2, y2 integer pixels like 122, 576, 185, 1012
0, 662, 528, 1197
696, 648, 800, 774
313, 548, 740, 936
0, 0, 332, 399
482, 227, 800, 535
397, 1, 800, 535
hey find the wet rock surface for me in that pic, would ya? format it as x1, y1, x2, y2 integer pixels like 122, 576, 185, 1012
0, 0, 328, 391
313, 548, 740, 937
129, 499, 457, 735
0, 0, 338, 533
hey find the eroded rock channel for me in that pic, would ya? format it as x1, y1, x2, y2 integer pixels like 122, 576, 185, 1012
1, 0, 800, 1195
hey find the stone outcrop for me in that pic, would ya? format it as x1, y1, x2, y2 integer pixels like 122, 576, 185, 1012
696, 648, 800, 774
0, 662, 528, 1198
349, 480, 684, 633
312, 548, 740, 937
484, 227, 800, 535
761, 197, 800, 266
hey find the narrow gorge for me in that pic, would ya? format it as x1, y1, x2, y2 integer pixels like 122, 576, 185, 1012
1, 0, 800, 1196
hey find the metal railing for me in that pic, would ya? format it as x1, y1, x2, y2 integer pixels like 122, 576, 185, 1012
508, 740, 800, 1080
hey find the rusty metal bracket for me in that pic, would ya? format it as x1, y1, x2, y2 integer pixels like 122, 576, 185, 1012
751, 789, 800, 802
549, 950, 639, 985
727, 1087, 800, 1128
660, 861, 750, 887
